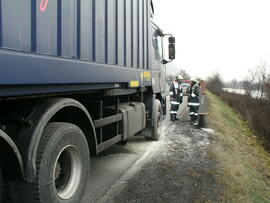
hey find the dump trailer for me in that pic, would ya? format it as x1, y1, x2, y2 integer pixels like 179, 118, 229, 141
0, 0, 175, 202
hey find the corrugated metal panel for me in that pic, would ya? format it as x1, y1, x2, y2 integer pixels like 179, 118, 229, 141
107, 0, 116, 64
132, 0, 138, 68
95, 0, 106, 63
1, 0, 31, 51
117, 0, 124, 66
36, 0, 57, 55
144, 0, 149, 69
61, 0, 77, 57
138, 0, 143, 69
0, 0, 150, 69
80, 0, 93, 61
125, 0, 132, 67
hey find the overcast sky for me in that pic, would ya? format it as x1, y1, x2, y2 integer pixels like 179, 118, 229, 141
153, 0, 270, 81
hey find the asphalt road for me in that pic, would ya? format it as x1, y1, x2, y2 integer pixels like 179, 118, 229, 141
108, 94, 221, 202
83, 134, 160, 202
83, 97, 189, 203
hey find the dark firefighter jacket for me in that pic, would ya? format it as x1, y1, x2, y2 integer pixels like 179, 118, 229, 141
187, 82, 200, 106
169, 81, 183, 103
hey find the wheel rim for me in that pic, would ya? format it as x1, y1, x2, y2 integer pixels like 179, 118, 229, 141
53, 145, 82, 200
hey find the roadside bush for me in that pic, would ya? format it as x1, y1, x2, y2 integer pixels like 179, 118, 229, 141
207, 72, 224, 96
220, 91, 270, 150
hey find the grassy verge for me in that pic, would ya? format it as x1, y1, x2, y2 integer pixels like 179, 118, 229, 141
207, 91, 270, 202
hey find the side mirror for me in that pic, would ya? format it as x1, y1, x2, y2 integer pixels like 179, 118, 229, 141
169, 44, 175, 60
168, 37, 175, 60
169, 37, 175, 44
161, 35, 176, 64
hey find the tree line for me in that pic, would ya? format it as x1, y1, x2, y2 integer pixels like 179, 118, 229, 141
207, 63, 270, 151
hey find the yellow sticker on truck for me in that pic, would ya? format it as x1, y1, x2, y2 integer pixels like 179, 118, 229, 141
143, 72, 151, 78
129, 81, 140, 87
142, 71, 151, 82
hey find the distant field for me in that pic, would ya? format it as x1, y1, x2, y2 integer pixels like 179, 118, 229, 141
223, 88, 266, 99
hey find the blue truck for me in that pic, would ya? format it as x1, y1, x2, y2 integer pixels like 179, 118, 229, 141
0, 0, 175, 202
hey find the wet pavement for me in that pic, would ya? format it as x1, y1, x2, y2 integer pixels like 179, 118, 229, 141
83, 134, 160, 202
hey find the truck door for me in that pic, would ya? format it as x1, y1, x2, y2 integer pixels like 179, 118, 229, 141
150, 24, 166, 94
157, 35, 166, 93
150, 25, 161, 93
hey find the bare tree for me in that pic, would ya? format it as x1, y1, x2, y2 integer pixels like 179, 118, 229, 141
264, 70, 270, 103
243, 63, 269, 102
177, 69, 190, 80
243, 69, 257, 98
206, 72, 224, 95
257, 65, 267, 102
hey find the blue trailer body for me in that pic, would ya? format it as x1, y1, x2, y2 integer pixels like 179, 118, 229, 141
0, 1, 175, 201
0, 0, 163, 98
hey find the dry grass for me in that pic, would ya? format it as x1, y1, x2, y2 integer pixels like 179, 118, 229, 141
188, 169, 201, 179
207, 91, 270, 202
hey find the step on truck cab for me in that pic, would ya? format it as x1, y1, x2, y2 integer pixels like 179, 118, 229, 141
0, 0, 175, 202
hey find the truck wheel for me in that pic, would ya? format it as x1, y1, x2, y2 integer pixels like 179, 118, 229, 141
20, 122, 90, 203
37, 122, 89, 203
145, 99, 162, 141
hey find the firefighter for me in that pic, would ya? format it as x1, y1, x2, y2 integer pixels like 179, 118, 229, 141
169, 75, 183, 121
187, 77, 200, 121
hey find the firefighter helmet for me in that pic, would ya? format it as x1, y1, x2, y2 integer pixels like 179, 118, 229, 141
177, 75, 183, 80
190, 77, 197, 83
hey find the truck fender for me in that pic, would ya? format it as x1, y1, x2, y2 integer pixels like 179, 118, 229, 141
0, 129, 25, 180
17, 98, 97, 183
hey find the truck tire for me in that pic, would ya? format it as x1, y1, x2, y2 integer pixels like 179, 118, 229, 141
16, 122, 90, 203
145, 99, 162, 141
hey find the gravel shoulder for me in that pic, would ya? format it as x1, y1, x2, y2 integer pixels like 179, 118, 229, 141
100, 96, 223, 203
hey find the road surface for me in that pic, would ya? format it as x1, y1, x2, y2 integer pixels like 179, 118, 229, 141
83, 97, 191, 202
